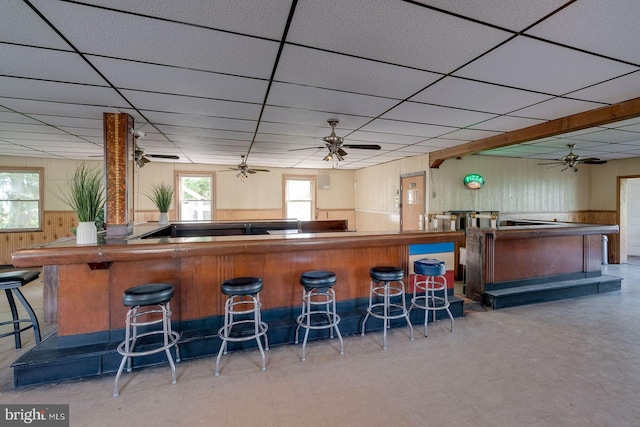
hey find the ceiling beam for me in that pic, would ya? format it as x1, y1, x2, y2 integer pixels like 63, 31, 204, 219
429, 96, 640, 168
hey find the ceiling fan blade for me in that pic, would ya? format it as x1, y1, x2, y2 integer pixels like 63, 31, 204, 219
288, 146, 325, 151
581, 158, 607, 164
337, 147, 348, 157
537, 161, 564, 165
342, 144, 381, 150
248, 170, 257, 174
141, 156, 151, 164
147, 154, 180, 160
249, 168, 270, 172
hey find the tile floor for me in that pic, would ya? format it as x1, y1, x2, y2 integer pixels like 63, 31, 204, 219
0, 262, 639, 427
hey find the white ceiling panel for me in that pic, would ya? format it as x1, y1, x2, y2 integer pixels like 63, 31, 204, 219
31, 0, 280, 79
0, 77, 126, 108
288, 0, 512, 73
382, 101, 497, 127
359, 119, 453, 138
410, 77, 553, 114
261, 106, 371, 129
78, 0, 293, 40
568, 71, 640, 104
266, 83, 398, 117
89, 57, 269, 104
275, 45, 441, 99
415, 0, 569, 32
0, 44, 105, 85
1, 1, 639, 169
513, 97, 606, 121
454, 36, 638, 95
0, 0, 70, 49
121, 90, 261, 120
471, 116, 546, 132
526, 0, 640, 64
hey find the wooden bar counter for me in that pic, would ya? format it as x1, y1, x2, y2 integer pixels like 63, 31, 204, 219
10, 221, 464, 387
465, 220, 619, 304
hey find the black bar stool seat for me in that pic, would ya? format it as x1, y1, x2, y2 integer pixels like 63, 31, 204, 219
0, 270, 41, 349
114, 283, 181, 397
295, 270, 344, 361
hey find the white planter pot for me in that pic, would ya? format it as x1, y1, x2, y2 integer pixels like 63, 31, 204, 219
76, 221, 97, 245
159, 212, 169, 225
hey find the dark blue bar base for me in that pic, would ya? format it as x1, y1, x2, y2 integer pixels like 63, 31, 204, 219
483, 274, 621, 309
11, 295, 464, 388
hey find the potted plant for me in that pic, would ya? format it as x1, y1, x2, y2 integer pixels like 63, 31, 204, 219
146, 182, 173, 225
56, 163, 106, 245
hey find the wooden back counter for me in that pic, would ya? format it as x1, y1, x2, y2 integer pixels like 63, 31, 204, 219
465, 220, 619, 302
11, 220, 464, 341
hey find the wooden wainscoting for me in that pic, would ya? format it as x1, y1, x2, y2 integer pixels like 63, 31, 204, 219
1, 211, 76, 265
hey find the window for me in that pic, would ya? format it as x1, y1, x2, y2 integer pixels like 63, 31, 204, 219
284, 175, 315, 221
0, 167, 43, 231
177, 173, 213, 221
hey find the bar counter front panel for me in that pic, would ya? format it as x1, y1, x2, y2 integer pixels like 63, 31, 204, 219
12, 228, 465, 340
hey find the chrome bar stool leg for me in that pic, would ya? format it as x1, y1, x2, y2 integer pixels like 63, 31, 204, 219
295, 271, 343, 362
410, 259, 454, 337
361, 266, 413, 350
215, 277, 268, 376
113, 283, 181, 397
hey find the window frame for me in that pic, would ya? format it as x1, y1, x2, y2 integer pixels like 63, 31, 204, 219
0, 166, 44, 232
282, 174, 316, 221
175, 171, 215, 221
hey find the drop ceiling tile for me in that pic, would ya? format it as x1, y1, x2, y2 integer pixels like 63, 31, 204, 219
89, 57, 269, 104
1, 1, 70, 49
256, 122, 326, 138
139, 111, 256, 132
439, 128, 503, 141
0, 122, 64, 134
454, 36, 637, 95
28, 116, 102, 129
382, 101, 497, 127
261, 107, 372, 129
347, 131, 425, 145
565, 129, 640, 144
160, 127, 253, 141
415, 0, 569, 32
0, 44, 105, 85
417, 138, 471, 149
77, 0, 293, 40
0, 77, 127, 108
31, 0, 280, 79
288, 0, 512, 73
471, 115, 546, 132
410, 77, 553, 114
266, 83, 398, 117
360, 119, 454, 138
275, 44, 441, 99
513, 97, 606, 120
122, 90, 261, 120
57, 127, 104, 138
0, 99, 121, 118
526, 0, 640, 64
568, 71, 640, 104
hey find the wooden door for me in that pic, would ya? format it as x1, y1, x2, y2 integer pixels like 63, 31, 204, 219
400, 173, 425, 231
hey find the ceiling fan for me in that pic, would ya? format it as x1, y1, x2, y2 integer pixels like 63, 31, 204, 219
291, 119, 381, 161
130, 128, 179, 168
538, 143, 607, 173
222, 155, 270, 179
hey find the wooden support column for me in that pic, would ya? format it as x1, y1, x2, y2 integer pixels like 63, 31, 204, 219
103, 113, 133, 237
